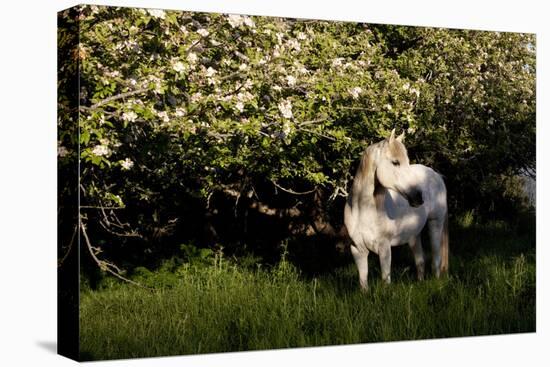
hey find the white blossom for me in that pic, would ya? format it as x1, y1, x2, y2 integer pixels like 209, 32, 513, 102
187, 52, 198, 64
196, 28, 209, 37
122, 111, 138, 122
172, 61, 186, 73
205, 67, 217, 77
278, 99, 293, 119
190, 92, 203, 103
349, 87, 363, 99
92, 144, 110, 157
287, 39, 301, 52
227, 14, 243, 28
243, 16, 255, 28
239, 63, 248, 71
58, 146, 69, 157
235, 101, 245, 113
273, 85, 282, 92
148, 75, 163, 94
282, 121, 291, 136
218, 94, 232, 103
227, 14, 255, 28
237, 91, 254, 102
175, 107, 186, 117
123, 40, 139, 51
147, 9, 166, 19
343, 62, 353, 70
286, 75, 297, 86
332, 58, 344, 67
296, 32, 307, 40
105, 70, 121, 78
157, 111, 170, 123
120, 158, 134, 170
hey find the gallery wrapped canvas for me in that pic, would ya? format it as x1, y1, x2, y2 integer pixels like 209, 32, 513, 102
58, 4, 535, 362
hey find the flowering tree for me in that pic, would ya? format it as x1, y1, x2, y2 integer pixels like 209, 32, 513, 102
58, 6, 535, 273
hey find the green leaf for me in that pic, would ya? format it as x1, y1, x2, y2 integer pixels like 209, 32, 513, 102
80, 130, 90, 145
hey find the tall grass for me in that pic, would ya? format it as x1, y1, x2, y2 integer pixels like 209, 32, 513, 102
79, 216, 535, 361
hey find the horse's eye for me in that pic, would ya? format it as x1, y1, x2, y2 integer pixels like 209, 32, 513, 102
392, 160, 400, 166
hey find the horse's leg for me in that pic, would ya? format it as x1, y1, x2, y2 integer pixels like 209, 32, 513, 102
428, 219, 444, 278
408, 235, 425, 281
379, 244, 392, 284
350, 244, 369, 291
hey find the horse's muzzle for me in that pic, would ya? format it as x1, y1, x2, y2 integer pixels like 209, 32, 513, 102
405, 188, 424, 207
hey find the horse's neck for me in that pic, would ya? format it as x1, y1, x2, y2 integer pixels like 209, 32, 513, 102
346, 152, 391, 236
345, 188, 391, 249
373, 181, 387, 213
350, 184, 388, 220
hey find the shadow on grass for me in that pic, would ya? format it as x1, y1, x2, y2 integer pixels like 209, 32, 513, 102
294, 212, 535, 294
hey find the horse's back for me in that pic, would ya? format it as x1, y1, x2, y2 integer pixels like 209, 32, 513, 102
411, 164, 447, 219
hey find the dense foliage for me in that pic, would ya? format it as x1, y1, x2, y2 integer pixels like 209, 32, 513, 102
58, 6, 535, 273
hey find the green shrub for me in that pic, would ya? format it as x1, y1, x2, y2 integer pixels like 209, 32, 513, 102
58, 5, 535, 273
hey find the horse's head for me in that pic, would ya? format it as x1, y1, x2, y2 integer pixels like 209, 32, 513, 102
374, 129, 424, 207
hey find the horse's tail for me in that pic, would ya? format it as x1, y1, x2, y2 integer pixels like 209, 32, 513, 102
440, 211, 449, 274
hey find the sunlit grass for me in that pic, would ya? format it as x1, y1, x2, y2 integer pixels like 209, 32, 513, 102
79, 217, 535, 361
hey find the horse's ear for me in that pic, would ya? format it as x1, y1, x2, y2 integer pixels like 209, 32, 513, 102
397, 131, 405, 143
389, 128, 396, 143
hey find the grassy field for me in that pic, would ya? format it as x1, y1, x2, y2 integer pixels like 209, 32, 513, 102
79, 216, 535, 361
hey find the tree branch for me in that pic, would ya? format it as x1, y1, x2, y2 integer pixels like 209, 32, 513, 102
297, 127, 337, 141
297, 117, 332, 127
81, 87, 149, 111
80, 205, 125, 210
271, 180, 317, 195
220, 185, 302, 218
80, 216, 153, 291
58, 224, 77, 268
98, 219, 143, 238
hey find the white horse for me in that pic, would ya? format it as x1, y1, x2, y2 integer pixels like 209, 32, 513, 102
344, 129, 448, 290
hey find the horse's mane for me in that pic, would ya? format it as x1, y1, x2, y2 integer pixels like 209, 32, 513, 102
352, 140, 387, 212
